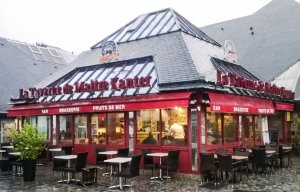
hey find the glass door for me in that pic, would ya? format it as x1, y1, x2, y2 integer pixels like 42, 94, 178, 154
190, 108, 198, 171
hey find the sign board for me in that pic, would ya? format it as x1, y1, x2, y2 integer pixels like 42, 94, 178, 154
269, 130, 279, 145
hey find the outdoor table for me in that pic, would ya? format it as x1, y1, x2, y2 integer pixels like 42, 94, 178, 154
54, 154, 77, 183
266, 150, 276, 155
147, 152, 168, 180
2, 146, 14, 149
49, 148, 62, 152
8, 152, 22, 176
104, 157, 132, 190
9, 152, 21, 156
247, 149, 276, 154
283, 146, 292, 150
213, 154, 248, 161
98, 150, 117, 175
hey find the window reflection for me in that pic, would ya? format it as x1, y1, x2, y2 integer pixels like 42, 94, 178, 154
243, 115, 254, 144
161, 108, 187, 146
58, 115, 73, 144
37, 116, 51, 141
25, 116, 51, 141
206, 108, 222, 145
74, 115, 88, 144
136, 108, 188, 146
91, 113, 125, 145
224, 114, 238, 143
136, 109, 160, 144
255, 116, 261, 142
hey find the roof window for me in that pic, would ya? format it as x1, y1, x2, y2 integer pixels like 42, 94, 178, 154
48, 48, 61, 58
28, 44, 42, 54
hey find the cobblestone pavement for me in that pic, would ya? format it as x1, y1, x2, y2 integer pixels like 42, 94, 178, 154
0, 157, 300, 192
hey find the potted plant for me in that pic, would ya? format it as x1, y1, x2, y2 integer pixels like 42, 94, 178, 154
9, 123, 45, 182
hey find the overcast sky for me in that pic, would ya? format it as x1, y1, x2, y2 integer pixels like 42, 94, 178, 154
0, 0, 275, 54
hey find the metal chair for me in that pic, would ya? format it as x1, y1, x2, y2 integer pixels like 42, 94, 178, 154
234, 148, 249, 178
252, 148, 272, 176
157, 150, 180, 180
141, 148, 157, 176
95, 146, 108, 171
61, 152, 88, 185
278, 145, 290, 168
112, 154, 141, 188
217, 154, 242, 185
117, 148, 129, 157
199, 152, 218, 186
52, 150, 67, 178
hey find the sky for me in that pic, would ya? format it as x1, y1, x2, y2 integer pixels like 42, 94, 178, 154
0, 0, 274, 54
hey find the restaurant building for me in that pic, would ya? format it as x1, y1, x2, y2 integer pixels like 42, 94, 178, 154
7, 8, 294, 173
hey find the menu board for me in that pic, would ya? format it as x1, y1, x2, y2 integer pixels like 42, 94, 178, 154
269, 130, 279, 144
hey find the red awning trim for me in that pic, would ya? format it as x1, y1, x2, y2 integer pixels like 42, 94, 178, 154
7, 92, 192, 117
275, 102, 294, 111
208, 92, 275, 114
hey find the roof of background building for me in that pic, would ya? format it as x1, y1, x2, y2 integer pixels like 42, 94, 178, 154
200, 0, 300, 83
7, 39, 77, 65
0, 37, 77, 113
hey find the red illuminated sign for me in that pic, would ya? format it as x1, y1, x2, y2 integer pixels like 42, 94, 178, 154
19, 76, 152, 99
216, 71, 294, 99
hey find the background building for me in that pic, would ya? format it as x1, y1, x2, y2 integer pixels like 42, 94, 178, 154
0, 37, 77, 143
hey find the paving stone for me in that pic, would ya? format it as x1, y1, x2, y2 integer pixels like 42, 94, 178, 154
0, 156, 300, 191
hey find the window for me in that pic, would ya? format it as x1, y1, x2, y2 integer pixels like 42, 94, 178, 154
268, 111, 283, 138
161, 108, 187, 146
224, 114, 238, 143
91, 114, 106, 144
24, 116, 51, 141
74, 115, 88, 144
206, 108, 222, 145
136, 107, 188, 146
107, 113, 125, 145
25, 116, 37, 126
254, 116, 262, 142
37, 116, 51, 141
91, 113, 125, 145
243, 115, 254, 144
136, 109, 160, 145
58, 115, 73, 144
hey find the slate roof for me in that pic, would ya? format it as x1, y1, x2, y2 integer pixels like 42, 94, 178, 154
0, 37, 77, 113
25, 7, 286, 107
36, 56, 158, 103
36, 7, 224, 89
200, 0, 300, 99
211, 57, 259, 81
91, 8, 221, 49
37, 32, 204, 88
8, 39, 77, 65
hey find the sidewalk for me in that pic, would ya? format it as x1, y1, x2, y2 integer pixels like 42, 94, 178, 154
0, 156, 300, 191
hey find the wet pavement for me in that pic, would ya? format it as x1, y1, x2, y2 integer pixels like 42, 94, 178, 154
0, 156, 300, 192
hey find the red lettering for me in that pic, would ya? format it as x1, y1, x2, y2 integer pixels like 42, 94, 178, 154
133, 76, 139, 87
74, 82, 84, 92
111, 77, 119, 90
119, 79, 126, 89
126, 78, 134, 88
144, 76, 151, 86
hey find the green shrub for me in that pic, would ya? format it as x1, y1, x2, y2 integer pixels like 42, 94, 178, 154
9, 123, 45, 160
